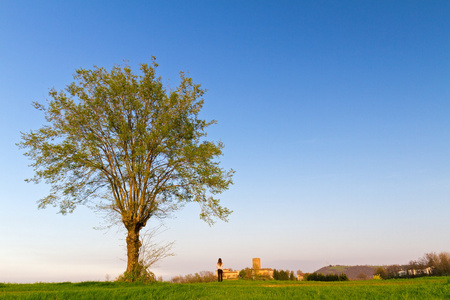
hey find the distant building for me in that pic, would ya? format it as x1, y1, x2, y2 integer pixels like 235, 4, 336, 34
407, 267, 433, 276
253, 258, 261, 269
252, 257, 273, 279
219, 269, 239, 280
216, 257, 275, 280
398, 267, 433, 277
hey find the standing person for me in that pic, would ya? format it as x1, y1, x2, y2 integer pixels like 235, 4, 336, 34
216, 258, 224, 282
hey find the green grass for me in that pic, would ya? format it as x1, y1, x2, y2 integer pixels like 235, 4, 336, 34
0, 277, 449, 299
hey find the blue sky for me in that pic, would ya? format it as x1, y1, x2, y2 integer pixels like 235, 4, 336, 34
1, 0, 449, 282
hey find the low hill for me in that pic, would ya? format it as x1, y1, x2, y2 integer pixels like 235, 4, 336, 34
313, 265, 378, 280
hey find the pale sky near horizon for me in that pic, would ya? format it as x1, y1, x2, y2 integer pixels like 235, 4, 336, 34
1, 1, 449, 282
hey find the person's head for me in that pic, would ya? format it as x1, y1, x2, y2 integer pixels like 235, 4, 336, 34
218, 258, 222, 264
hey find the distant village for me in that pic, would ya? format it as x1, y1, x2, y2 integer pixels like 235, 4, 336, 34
221, 258, 304, 281
218, 253, 450, 281
170, 252, 450, 283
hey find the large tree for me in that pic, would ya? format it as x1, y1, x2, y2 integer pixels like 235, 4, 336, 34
18, 58, 234, 278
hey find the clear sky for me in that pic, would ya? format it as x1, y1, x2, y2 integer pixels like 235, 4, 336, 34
1, 0, 449, 282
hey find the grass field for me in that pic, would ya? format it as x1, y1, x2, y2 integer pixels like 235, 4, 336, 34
0, 277, 449, 299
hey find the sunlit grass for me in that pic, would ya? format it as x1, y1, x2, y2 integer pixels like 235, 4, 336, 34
0, 277, 449, 299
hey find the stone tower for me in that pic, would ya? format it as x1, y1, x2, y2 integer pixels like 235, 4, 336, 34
252, 258, 261, 270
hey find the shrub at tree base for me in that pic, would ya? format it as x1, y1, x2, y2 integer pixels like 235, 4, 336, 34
116, 263, 156, 284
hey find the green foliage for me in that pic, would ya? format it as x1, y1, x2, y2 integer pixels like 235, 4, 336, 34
238, 268, 272, 281
73, 281, 116, 287
272, 269, 279, 280
304, 272, 349, 281
239, 268, 253, 280
253, 272, 272, 281
289, 271, 295, 281
279, 270, 289, 281
374, 267, 389, 279
272, 269, 296, 281
18, 58, 234, 224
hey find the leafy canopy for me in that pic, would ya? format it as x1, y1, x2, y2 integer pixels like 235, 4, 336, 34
19, 59, 234, 227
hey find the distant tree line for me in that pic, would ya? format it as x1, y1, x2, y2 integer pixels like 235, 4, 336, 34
238, 268, 298, 281
272, 269, 296, 281
171, 271, 216, 283
238, 268, 272, 280
374, 252, 450, 279
304, 273, 349, 281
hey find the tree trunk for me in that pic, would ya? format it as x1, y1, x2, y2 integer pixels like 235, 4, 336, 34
126, 225, 142, 274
